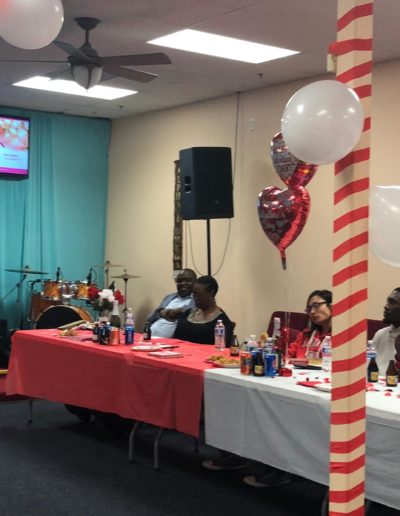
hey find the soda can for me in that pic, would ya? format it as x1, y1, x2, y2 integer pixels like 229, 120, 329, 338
240, 351, 252, 375
109, 327, 119, 346
99, 323, 109, 345
264, 352, 276, 377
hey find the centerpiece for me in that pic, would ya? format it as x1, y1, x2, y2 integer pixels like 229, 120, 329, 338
88, 286, 125, 322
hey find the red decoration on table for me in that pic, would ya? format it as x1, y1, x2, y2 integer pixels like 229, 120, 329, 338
88, 287, 125, 312
270, 132, 318, 187
257, 186, 311, 269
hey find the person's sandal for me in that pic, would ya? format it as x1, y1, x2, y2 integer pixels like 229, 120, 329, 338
243, 470, 291, 487
202, 454, 247, 471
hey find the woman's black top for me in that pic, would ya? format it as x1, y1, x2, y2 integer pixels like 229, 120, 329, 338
173, 309, 234, 346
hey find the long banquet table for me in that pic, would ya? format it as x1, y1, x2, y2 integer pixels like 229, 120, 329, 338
204, 368, 400, 511
6, 329, 215, 437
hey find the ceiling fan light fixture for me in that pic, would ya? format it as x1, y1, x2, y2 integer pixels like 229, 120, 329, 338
71, 63, 103, 89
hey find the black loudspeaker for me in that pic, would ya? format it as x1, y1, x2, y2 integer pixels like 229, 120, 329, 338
179, 147, 234, 220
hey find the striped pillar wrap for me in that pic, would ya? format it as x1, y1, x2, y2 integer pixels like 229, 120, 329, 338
329, 1, 373, 515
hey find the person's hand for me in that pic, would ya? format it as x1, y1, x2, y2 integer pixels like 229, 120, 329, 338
165, 308, 183, 320
160, 308, 182, 321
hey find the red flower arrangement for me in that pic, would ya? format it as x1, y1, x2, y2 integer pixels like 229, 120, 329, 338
88, 287, 125, 312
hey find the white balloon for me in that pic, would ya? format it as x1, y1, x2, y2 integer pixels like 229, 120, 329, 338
0, 0, 64, 50
370, 186, 400, 268
281, 80, 364, 165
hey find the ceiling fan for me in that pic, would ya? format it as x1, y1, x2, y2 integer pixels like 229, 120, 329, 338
1, 17, 171, 90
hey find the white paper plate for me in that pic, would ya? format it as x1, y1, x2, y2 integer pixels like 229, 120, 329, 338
130, 345, 162, 351
315, 383, 332, 392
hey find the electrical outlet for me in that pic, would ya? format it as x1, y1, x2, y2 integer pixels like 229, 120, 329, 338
248, 118, 255, 131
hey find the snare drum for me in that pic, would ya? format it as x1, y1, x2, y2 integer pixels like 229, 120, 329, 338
35, 305, 92, 329
42, 279, 61, 300
74, 281, 97, 300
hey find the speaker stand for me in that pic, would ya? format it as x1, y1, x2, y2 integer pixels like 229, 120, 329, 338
206, 219, 212, 275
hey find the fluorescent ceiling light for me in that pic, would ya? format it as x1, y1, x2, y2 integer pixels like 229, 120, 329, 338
149, 29, 299, 64
14, 76, 137, 100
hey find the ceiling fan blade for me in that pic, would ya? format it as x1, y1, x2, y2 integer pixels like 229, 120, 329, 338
0, 59, 66, 63
103, 64, 158, 83
53, 40, 90, 62
101, 52, 171, 66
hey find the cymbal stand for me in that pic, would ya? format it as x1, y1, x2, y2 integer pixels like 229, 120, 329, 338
122, 270, 129, 313
0, 280, 22, 303
105, 261, 110, 289
16, 274, 27, 328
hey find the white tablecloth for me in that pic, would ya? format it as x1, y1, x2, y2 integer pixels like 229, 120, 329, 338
204, 368, 400, 510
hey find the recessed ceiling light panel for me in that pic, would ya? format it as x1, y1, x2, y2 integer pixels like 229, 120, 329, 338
14, 76, 137, 100
149, 29, 299, 64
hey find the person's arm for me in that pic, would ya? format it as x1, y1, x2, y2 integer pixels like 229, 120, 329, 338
394, 335, 400, 370
218, 312, 234, 348
146, 294, 175, 325
287, 331, 304, 358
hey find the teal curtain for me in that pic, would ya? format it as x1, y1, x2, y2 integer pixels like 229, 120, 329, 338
0, 108, 110, 329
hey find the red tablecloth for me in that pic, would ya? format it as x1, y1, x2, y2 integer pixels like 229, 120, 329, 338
6, 330, 219, 437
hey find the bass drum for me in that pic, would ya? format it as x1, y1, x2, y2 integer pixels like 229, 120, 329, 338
35, 305, 92, 329
30, 293, 62, 323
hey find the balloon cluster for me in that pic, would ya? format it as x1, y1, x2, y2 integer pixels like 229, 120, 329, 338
257, 133, 315, 269
258, 80, 365, 269
370, 186, 400, 268
0, 0, 64, 50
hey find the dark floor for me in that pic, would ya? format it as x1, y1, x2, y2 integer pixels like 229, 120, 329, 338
0, 400, 397, 516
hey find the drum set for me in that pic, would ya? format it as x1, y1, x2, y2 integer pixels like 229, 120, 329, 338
3, 262, 140, 329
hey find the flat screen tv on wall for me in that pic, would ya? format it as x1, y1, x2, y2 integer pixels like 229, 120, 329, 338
0, 114, 30, 179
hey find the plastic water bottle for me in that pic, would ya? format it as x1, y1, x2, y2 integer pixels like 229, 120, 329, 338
246, 334, 258, 352
321, 336, 332, 373
214, 320, 225, 351
125, 307, 135, 345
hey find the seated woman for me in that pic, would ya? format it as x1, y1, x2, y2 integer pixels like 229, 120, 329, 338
287, 289, 332, 360
173, 275, 233, 346
241, 289, 332, 488
204, 289, 332, 490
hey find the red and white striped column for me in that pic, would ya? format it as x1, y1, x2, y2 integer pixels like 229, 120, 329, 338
329, 1, 373, 515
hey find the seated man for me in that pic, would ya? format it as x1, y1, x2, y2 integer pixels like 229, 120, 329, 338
372, 287, 400, 375
146, 268, 197, 338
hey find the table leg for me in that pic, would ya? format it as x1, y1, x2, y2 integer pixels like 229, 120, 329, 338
128, 420, 141, 463
154, 427, 165, 470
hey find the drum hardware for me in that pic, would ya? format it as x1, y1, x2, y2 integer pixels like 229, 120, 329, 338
91, 261, 125, 268
5, 266, 48, 274
111, 273, 141, 280
111, 269, 140, 313
4, 266, 48, 329
91, 260, 125, 288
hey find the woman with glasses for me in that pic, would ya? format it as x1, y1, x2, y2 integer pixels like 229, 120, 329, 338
287, 289, 332, 360
240, 289, 333, 489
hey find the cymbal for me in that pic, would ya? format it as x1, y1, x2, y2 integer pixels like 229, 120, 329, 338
5, 267, 48, 274
91, 262, 125, 268
112, 273, 141, 280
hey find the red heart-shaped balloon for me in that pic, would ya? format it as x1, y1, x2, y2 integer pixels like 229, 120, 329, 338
257, 186, 311, 269
270, 132, 317, 187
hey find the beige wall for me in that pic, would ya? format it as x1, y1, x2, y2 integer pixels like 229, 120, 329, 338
107, 59, 400, 339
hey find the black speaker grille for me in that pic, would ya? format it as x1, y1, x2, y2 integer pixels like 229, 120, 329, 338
179, 147, 234, 220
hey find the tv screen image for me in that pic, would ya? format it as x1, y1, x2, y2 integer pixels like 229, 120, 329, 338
0, 115, 30, 179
